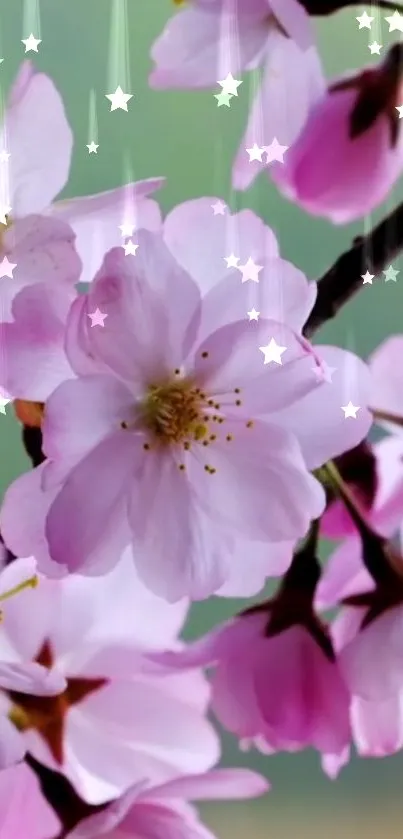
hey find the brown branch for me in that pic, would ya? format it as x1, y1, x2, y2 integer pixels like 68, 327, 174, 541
303, 201, 403, 338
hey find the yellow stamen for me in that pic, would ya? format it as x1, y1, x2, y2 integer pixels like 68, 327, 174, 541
0, 575, 38, 604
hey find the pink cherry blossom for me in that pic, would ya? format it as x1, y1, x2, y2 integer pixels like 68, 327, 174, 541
0, 763, 61, 839
67, 768, 269, 839
272, 49, 403, 223
149, 2, 324, 192
0, 551, 219, 803
152, 611, 351, 761
4, 228, 329, 601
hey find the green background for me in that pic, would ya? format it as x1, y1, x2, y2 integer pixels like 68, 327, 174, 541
0, 0, 402, 835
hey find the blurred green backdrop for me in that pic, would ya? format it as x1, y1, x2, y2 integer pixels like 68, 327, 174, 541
0, 0, 402, 835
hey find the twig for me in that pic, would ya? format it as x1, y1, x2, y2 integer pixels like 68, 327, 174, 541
303, 201, 403, 338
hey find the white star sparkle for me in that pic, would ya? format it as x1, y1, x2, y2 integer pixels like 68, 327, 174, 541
105, 86, 133, 112
259, 338, 287, 365
22, 34, 41, 52
342, 402, 360, 419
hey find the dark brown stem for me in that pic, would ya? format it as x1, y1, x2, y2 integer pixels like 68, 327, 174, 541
303, 202, 403, 338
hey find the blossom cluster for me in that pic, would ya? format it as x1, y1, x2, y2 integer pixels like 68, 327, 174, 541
0, 1, 403, 837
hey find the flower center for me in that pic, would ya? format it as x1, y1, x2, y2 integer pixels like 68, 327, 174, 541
139, 377, 209, 445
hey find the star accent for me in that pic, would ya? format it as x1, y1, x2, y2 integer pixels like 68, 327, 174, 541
396, 105, 403, 119
105, 86, 133, 112
0, 256, 17, 278
356, 11, 374, 29
312, 362, 336, 384
214, 90, 233, 108
0, 394, 11, 415
247, 308, 260, 322
383, 265, 399, 282
87, 308, 108, 327
211, 200, 226, 215
385, 10, 403, 33
264, 138, 289, 164
218, 73, 242, 97
246, 143, 264, 162
342, 402, 360, 419
224, 253, 240, 269
22, 33, 41, 52
119, 222, 135, 238
238, 257, 262, 284
86, 141, 99, 154
0, 205, 11, 224
260, 337, 287, 365
361, 270, 374, 285
369, 41, 382, 55
123, 239, 139, 256
0, 150, 10, 163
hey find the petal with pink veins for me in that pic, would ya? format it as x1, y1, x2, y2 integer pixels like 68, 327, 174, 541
79, 234, 201, 384
128, 449, 229, 601
0, 282, 75, 401
192, 318, 322, 416
187, 420, 324, 545
44, 431, 137, 574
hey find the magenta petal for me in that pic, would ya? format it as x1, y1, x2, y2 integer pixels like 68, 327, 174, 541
0, 660, 65, 695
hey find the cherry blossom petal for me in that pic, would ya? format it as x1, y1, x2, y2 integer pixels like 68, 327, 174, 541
150, 4, 268, 89
44, 432, 137, 574
233, 34, 325, 191
187, 420, 325, 542
0, 282, 74, 401
0, 764, 61, 838
271, 345, 372, 470
192, 319, 321, 416
51, 180, 165, 283
128, 450, 228, 601
3, 61, 72, 215
163, 198, 278, 295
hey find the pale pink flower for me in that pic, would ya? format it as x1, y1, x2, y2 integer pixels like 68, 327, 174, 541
0, 228, 328, 601
272, 46, 403, 223
0, 551, 219, 803
67, 769, 269, 839
149, 2, 324, 192
0, 763, 60, 839
153, 611, 351, 761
